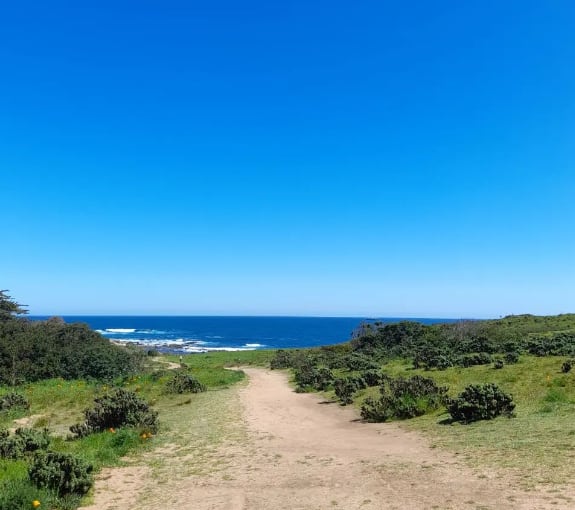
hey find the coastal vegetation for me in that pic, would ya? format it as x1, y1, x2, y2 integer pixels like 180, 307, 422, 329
0, 291, 260, 509
270, 313, 575, 484
2, 288, 575, 506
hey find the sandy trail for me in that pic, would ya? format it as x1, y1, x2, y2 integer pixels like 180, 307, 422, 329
84, 369, 574, 509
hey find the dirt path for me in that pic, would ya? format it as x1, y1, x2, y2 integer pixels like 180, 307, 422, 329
83, 369, 574, 509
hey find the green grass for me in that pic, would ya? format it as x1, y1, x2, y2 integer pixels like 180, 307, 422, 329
165, 349, 276, 368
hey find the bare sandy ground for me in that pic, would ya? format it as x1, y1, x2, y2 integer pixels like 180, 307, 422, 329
82, 369, 575, 510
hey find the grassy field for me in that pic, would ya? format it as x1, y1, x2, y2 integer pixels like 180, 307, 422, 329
340, 355, 575, 486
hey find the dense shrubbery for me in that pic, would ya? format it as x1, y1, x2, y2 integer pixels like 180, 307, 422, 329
361, 376, 448, 422
526, 333, 575, 357
29, 451, 93, 497
165, 372, 206, 394
0, 392, 30, 412
0, 317, 145, 384
561, 359, 574, 373
448, 383, 515, 423
70, 389, 159, 438
351, 316, 575, 364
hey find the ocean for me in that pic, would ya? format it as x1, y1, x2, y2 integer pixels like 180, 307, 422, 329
29, 316, 458, 353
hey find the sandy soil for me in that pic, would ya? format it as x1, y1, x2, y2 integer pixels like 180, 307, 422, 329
82, 369, 575, 510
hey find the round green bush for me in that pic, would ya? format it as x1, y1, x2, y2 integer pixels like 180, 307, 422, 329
448, 383, 515, 423
29, 451, 93, 497
165, 372, 207, 394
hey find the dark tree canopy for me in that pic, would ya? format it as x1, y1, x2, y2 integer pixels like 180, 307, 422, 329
0, 290, 28, 320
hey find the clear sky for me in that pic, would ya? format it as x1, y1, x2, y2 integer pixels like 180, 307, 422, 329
2, 1, 574, 317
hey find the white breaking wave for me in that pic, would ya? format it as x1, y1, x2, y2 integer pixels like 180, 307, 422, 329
245, 343, 264, 347
103, 328, 136, 333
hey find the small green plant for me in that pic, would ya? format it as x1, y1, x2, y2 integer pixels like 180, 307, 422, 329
448, 383, 515, 423
561, 359, 574, 373
0, 393, 30, 412
165, 372, 207, 394
29, 451, 94, 496
494, 359, 504, 369
70, 388, 159, 438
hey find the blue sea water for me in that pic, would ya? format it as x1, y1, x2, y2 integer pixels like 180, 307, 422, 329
29, 316, 459, 353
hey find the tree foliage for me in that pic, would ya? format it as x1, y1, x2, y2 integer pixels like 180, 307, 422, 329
0, 310, 145, 384
0, 290, 28, 321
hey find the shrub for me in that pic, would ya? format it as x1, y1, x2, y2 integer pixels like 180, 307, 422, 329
29, 451, 93, 496
361, 369, 385, 387
458, 352, 492, 368
343, 353, 380, 371
270, 350, 296, 369
0, 393, 30, 412
561, 359, 575, 373
293, 362, 334, 391
504, 351, 520, 364
70, 388, 159, 438
334, 378, 360, 405
413, 349, 453, 371
494, 360, 504, 369
165, 372, 206, 394
0, 427, 51, 459
360, 375, 448, 422
448, 383, 515, 423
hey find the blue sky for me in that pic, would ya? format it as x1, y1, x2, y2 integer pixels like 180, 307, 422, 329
2, 1, 574, 317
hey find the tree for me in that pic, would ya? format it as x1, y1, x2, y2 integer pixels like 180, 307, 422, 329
0, 290, 28, 321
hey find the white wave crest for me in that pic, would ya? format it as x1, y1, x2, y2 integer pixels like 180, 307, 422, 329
105, 328, 136, 333
244, 343, 264, 347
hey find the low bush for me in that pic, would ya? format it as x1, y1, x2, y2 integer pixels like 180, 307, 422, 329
458, 352, 492, 368
70, 388, 159, 438
361, 369, 386, 387
361, 375, 448, 422
342, 353, 380, 371
0, 393, 30, 412
561, 359, 575, 373
494, 360, 504, 369
504, 351, 520, 364
293, 363, 334, 391
165, 372, 206, 394
29, 451, 93, 497
334, 377, 363, 405
0, 427, 51, 459
270, 350, 296, 369
448, 383, 515, 423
